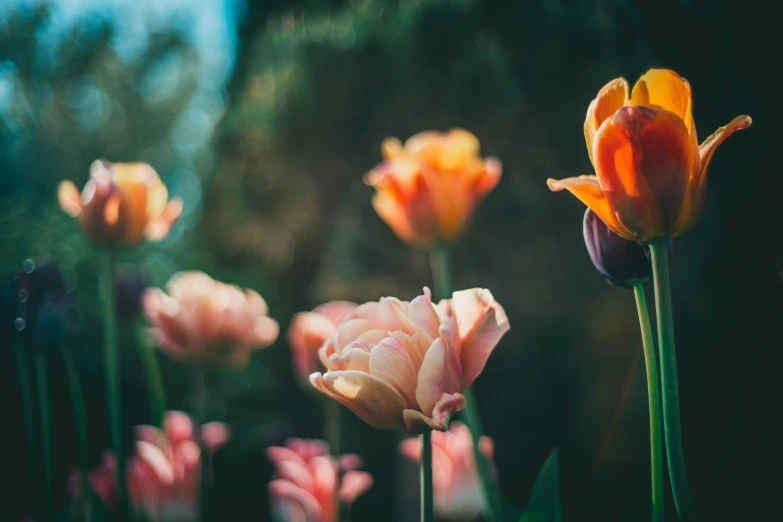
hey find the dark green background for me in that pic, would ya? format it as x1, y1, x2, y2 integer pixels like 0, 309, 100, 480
1, 0, 778, 521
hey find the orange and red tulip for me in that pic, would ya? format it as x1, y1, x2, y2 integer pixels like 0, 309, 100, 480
366, 129, 502, 246
58, 159, 182, 247
548, 69, 751, 240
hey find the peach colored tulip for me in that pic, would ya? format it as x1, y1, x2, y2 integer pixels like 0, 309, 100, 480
365, 129, 502, 246
288, 301, 357, 380
310, 288, 509, 433
143, 271, 279, 367
75, 411, 229, 522
400, 422, 495, 521
548, 69, 751, 240
266, 438, 372, 522
58, 159, 182, 247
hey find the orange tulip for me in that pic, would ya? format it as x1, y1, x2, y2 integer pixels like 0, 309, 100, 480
365, 129, 502, 246
548, 69, 751, 240
58, 159, 183, 247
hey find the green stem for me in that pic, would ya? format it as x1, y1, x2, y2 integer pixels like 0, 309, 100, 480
632, 280, 663, 522
193, 365, 209, 522
429, 243, 502, 522
101, 251, 131, 519
137, 325, 166, 427
12, 343, 36, 506
34, 352, 53, 520
60, 343, 89, 475
649, 238, 696, 522
420, 428, 433, 522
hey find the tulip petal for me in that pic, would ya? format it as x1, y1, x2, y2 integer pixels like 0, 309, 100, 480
369, 336, 419, 408
58, 180, 83, 217
415, 334, 463, 417
697, 115, 752, 183
450, 289, 510, 388
403, 409, 449, 433
312, 301, 357, 327
145, 198, 183, 241
339, 471, 374, 504
594, 105, 694, 238
201, 422, 230, 453
547, 176, 634, 239
408, 287, 441, 339
268, 479, 323, 521
371, 192, 418, 244
585, 77, 630, 164
310, 371, 406, 430
631, 69, 695, 137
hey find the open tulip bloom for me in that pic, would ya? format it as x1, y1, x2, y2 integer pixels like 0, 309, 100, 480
310, 287, 509, 434
288, 301, 358, 381
548, 68, 750, 240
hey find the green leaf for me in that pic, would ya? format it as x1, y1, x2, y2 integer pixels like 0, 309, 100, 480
519, 448, 563, 522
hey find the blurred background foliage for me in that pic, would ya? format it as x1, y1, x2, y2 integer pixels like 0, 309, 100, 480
0, 0, 778, 521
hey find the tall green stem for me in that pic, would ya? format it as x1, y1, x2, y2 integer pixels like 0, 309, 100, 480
632, 281, 663, 522
420, 428, 433, 522
12, 343, 36, 506
34, 352, 53, 520
101, 251, 131, 519
649, 238, 696, 522
137, 326, 166, 427
61, 344, 89, 473
193, 365, 209, 522
429, 243, 502, 522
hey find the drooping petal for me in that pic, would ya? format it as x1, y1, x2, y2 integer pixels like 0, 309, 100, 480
450, 289, 510, 388
58, 180, 83, 217
547, 176, 634, 239
593, 105, 694, 239
584, 77, 630, 164
310, 371, 406, 430
403, 409, 449, 433
369, 336, 419, 408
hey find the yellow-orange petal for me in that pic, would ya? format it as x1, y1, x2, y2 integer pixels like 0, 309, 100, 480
671, 114, 752, 234
593, 105, 694, 239
584, 78, 629, 164
630, 69, 695, 138
145, 198, 183, 241
546, 176, 633, 239
57, 180, 83, 217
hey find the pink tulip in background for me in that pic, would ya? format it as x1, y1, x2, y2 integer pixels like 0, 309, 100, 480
310, 287, 509, 433
266, 438, 373, 522
75, 411, 229, 522
288, 301, 357, 380
143, 271, 280, 367
400, 422, 495, 521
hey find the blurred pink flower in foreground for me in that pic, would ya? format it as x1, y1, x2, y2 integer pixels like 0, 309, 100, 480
266, 438, 372, 522
143, 271, 279, 367
288, 301, 357, 380
76, 411, 229, 522
400, 422, 495, 521
310, 288, 509, 433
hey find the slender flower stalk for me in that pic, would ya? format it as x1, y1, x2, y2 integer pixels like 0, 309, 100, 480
420, 428, 433, 522
192, 364, 209, 522
137, 326, 166, 427
12, 342, 36, 505
632, 280, 663, 522
428, 243, 502, 522
649, 238, 696, 521
100, 251, 131, 519
61, 343, 89, 487
34, 352, 53, 519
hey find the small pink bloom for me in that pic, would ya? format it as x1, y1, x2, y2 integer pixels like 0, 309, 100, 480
399, 422, 495, 521
143, 271, 279, 367
75, 411, 230, 522
266, 438, 372, 522
310, 288, 509, 433
288, 301, 357, 380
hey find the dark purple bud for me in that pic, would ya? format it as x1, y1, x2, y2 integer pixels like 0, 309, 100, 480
114, 267, 150, 319
583, 209, 652, 288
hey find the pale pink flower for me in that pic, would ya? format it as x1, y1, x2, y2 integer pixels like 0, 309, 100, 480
75, 411, 230, 522
143, 271, 280, 367
288, 301, 357, 379
400, 422, 495, 521
310, 288, 509, 433
266, 438, 372, 522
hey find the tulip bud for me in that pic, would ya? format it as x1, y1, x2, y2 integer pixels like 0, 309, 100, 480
583, 209, 652, 287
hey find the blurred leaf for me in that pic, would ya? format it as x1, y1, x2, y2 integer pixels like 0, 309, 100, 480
518, 449, 562, 522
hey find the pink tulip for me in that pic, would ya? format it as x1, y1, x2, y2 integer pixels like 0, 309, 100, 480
309, 288, 509, 433
75, 411, 230, 522
266, 438, 373, 522
143, 271, 280, 367
288, 301, 357, 380
400, 422, 495, 521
